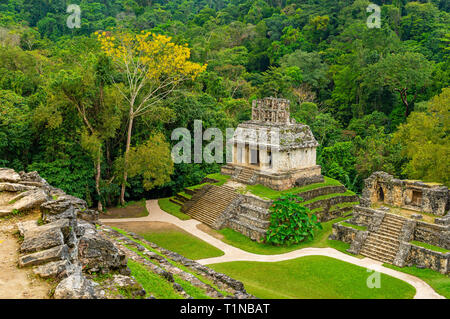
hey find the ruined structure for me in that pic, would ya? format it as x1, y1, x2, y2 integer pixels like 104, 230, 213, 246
330, 172, 449, 274
361, 171, 449, 216
221, 97, 323, 190
0, 168, 251, 299
178, 98, 358, 242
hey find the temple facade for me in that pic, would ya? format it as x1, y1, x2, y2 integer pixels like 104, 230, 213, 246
221, 97, 323, 190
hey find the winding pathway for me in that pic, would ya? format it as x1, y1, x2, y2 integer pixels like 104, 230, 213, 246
101, 199, 445, 299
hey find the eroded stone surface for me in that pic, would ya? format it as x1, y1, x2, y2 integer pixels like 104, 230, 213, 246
19, 245, 69, 268
33, 260, 74, 279
20, 227, 65, 254
54, 271, 98, 299
0, 168, 21, 183
78, 231, 127, 273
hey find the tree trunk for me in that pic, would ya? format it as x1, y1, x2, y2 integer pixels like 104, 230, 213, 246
120, 112, 134, 206
95, 146, 103, 212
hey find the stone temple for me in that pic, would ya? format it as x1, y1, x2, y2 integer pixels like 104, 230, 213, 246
331, 172, 449, 274
221, 97, 323, 190
175, 98, 359, 242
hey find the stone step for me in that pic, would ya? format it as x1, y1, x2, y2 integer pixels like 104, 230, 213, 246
378, 223, 403, 232
360, 249, 394, 263
228, 218, 266, 242
361, 243, 397, 259
383, 215, 407, 224
362, 242, 398, 257
364, 237, 399, 251
19, 245, 69, 268
235, 213, 270, 229
175, 193, 190, 203
184, 188, 197, 196
370, 232, 400, 241
169, 198, 183, 207
376, 227, 401, 239
239, 203, 270, 220
186, 185, 238, 227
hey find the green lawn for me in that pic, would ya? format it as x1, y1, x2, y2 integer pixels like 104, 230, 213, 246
210, 256, 416, 299
383, 264, 450, 299
245, 176, 343, 200
128, 260, 182, 299
158, 197, 191, 220
205, 173, 231, 185
410, 241, 450, 253
341, 222, 367, 231
302, 190, 356, 205
136, 227, 225, 260
216, 216, 361, 256
185, 173, 231, 191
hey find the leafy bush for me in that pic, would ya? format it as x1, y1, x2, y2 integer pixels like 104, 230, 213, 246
265, 194, 322, 246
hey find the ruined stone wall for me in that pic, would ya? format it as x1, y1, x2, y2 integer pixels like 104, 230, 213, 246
330, 223, 359, 244
254, 165, 322, 191
0, 168, 129, 299
362, 171, 449, 216
406, 245, 449, 274
413, 221, 450, 250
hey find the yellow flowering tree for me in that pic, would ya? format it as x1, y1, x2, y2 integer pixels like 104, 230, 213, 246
96, 31, 206, 204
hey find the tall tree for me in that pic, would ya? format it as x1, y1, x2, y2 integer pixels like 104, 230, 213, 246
363, 52, 433, 117
97, 31, 206, 204
393, 88, 450, 185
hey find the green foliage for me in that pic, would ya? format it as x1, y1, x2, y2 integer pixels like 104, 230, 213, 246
393, 88, 450, 185
266, 194, 322, 246
122, 133, 174, 191
0, 0, 448, 204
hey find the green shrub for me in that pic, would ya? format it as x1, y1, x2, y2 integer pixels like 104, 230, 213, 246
265, 194, 322, 246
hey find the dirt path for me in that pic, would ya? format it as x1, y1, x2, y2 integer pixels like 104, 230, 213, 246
100, 200, 446, 299
0, 216, 51, 299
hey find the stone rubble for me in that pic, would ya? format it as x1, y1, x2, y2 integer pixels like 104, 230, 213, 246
1, 167, 254, 299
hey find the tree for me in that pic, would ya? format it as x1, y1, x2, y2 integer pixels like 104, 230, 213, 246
115, 133, 174, 191
393, 88, 450, 185
97, 31, 206, 204
363, 52, 433, 117
280, 49, 329, 90
45, 55, 122, 211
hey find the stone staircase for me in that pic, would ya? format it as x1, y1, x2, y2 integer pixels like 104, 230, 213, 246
185, 185, 238, 228
233, 168, 254, 184
360, 214, 406, 263
228, 202, 270, 242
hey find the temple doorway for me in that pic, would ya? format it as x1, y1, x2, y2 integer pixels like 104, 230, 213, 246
378, 186, 384, 202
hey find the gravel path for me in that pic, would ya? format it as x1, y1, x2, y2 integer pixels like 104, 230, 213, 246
100, 199, 445, 299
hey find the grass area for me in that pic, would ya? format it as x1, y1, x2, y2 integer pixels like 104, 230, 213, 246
410, 241, 450, 253
112, 227, 232, 297
330, 201, 360, 211
158, 197, 190, 220
102, 198, 149, 218
245, 176, 343, 200
205, 173, 231, 186
216, 216, 356, 255
341, 222, 367, 231
132, 226, 225, 260
128, 260, 182, 299
302, 190, 356, 206
383, 264, 450, 299
174, 275, 211, 299
185, 173, 231, 191
210, 256, 416, 299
